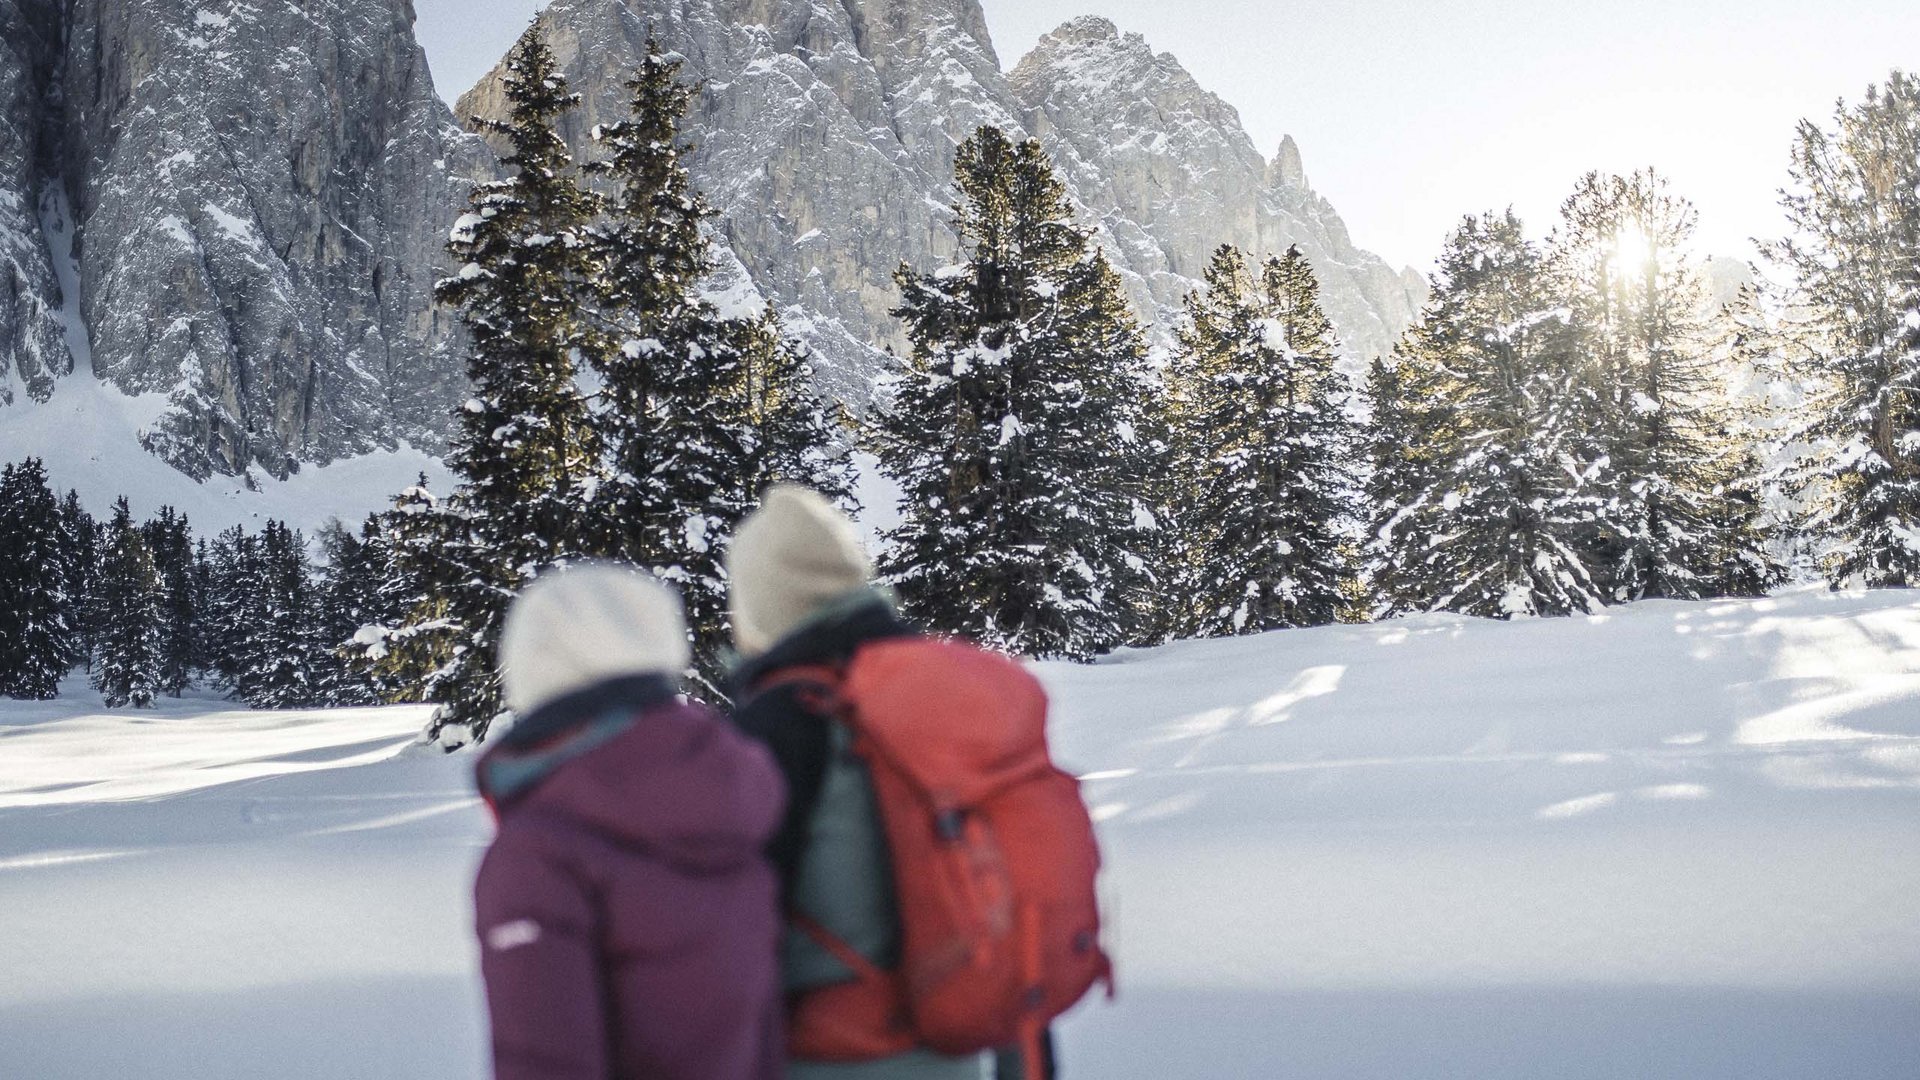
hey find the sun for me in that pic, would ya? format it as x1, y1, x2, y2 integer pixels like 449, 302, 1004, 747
1611, 224, 1654, 272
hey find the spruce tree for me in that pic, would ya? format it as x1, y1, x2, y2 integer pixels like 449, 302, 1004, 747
872, 126, 1157, 659
57, 490, 98, 671
1698, 283, 1790, 595
580, 37, 851, 688
1768, 71, 1920, 586
0, 460, 75, 699
720, 310, 856, 512
141, 507, 200, 695
203, 525, 263, 692
423, 27, 598, 743
236, 521, 321, 709
578, 36, 745, 686
1553, 169, 1775, 600
92, 498, 164, 708
1167, 245, 1362, 636
361, 478, 451, 705
1370, 212, 1608, 618
313, 519, 390, 707
190, 538, 216, 678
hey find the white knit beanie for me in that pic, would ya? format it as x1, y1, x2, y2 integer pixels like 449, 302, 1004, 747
498, 563, 691, 716
726, 485, 874, 657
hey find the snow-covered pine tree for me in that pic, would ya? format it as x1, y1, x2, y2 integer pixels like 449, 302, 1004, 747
1167, 245, 1362, 636
360, 477, 450, 705
719, 309, 857, 522
425, 27, 598, 743
141, 506, 199, 695
1372, 211, 1608, 618
91, 498, 164, 708
1552, 169, 1776, 600
203, 525, 263, 692
1769, 71, 1920, 586
56, 490, 98, 671
579, 36, 743, 686
0, 460, 76, 699
190, 538, 216, 677
1698, 282, 1790, 595
312, 519, 387, 707
872, 126, 1156, 659
1363, 350, 1461, 616
579, 37, 854, 688
235, 521, 320, 709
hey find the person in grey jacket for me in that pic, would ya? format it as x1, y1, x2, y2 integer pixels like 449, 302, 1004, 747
725, 486, 1053, 1080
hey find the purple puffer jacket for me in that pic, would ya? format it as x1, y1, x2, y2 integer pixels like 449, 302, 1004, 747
474, 678, 787, 1080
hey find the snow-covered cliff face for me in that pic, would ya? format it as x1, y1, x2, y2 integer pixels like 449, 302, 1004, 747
457, 0, 1030, 403
4, 0, 1424, 486
461, 2, 1424, 394
0, 0, 483, 479
0, 0, 67, 406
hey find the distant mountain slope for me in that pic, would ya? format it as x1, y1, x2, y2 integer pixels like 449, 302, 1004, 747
1010, 17, 1426, 366
458, 1, 1425, 397
0, 0, 484, 480
2, 0, 1425, 509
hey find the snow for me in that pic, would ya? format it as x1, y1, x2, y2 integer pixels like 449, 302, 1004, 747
3, 590, 1919, 1077
7, 189, 448, 536
202, 201, 258, 244
0, 362, 453, 535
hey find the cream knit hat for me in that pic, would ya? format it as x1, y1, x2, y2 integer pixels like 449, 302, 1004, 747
726, 485, 874, 657
498, 563, 691, 716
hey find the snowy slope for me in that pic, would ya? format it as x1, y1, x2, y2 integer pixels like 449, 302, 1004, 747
3, 589, 1918, 1078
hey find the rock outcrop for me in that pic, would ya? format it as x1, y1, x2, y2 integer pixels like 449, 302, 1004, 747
0, 0, 68, 405
461, 2, 1425, 395
0, 0, 483, 479
2, 0, 1426, 484
1009, 17, 1425, 365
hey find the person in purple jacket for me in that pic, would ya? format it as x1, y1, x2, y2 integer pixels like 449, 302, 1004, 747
473, 563, 788, 1080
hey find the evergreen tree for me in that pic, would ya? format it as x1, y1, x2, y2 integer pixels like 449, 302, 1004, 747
92, 498, 164, 708
872, 126, 1157, 659
190, 538, 216, 678
203, 525, 263, 692
0, 460, 76, 698
1370, 211, 1608, 618
1363, 352, 1460, 616
1167, 245, 1362, 635
1768, 71, 1920, 586
578, 36, 747, 686
1698, 283, 1791, 595
55, 490, 98, 671
720, 310, 857, 514
313, 519, 389, 707
423, 27, 599, 743
1553, 169, 1775, 599
360, 478, 451, 705
235, 521, 320, 709
580, 37, 851, 688
141, 506, 200, 695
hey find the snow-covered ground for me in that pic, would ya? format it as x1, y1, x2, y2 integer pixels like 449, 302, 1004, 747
3, 588, 1917, 1078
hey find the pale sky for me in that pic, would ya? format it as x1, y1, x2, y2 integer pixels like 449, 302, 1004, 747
412, 0, 1920, 272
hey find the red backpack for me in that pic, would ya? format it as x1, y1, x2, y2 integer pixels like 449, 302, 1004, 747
760, 637, 1112, 1076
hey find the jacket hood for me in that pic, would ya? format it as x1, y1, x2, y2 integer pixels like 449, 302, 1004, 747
477, 681, 785, 875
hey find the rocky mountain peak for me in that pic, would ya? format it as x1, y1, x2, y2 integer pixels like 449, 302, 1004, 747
1010, 18, 1422, 364
1272, 134, 1308, 190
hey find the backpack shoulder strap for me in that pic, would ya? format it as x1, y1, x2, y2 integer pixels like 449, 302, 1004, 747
753, 662, 848, 719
